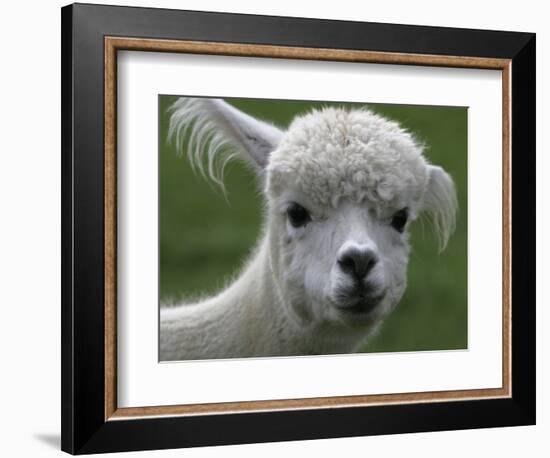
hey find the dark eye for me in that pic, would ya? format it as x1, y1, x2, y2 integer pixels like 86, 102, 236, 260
391, 208, 409, 233
287, 203, 311, 228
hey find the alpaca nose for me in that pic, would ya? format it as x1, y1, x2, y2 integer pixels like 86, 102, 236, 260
338, 247, 379, 280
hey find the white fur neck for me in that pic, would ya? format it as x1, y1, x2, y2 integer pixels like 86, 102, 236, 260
160, 233, 374, 361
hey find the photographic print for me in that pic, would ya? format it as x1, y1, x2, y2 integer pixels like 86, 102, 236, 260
62, 6, 535, 452
158, 96, 467, 361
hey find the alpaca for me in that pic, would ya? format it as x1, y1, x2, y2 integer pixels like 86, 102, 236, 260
160, 98, 457, 361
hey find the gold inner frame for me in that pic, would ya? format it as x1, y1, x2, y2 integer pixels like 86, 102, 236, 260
104, 37, 512, 421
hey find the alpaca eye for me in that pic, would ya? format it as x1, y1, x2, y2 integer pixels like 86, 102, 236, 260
391, 208, 409, 233
287, 203, 311, 228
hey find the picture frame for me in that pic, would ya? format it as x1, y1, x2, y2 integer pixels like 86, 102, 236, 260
61, 3, 535, 454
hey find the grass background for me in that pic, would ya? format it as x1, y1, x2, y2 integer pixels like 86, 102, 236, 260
159, 95, 468, 353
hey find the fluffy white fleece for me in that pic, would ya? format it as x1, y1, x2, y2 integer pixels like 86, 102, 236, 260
160, 98, 457, 361
268, 107, 429, 216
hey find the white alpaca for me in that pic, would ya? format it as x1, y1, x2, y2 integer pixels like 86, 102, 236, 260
160, 98, 457, 361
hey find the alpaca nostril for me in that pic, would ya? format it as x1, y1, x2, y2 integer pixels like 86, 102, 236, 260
338, 248, 379, 280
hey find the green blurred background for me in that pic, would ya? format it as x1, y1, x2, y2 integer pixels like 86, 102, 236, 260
159, 95, 468, 353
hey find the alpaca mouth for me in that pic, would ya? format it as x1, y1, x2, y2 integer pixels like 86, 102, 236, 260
333, 287, 386, 316
340, 295, 384, 315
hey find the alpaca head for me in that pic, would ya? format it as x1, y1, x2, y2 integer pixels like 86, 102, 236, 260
169, 98, 457, 330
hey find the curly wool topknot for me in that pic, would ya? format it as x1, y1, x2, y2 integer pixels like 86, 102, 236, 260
267, 107, 430, 213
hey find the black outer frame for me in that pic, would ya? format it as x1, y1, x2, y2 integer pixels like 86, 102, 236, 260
61, 3, 536, 454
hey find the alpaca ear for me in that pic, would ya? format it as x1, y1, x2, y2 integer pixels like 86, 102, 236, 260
423, 165, 458, 252
168, 97, 283, 186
